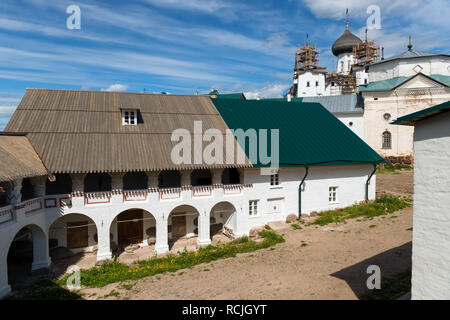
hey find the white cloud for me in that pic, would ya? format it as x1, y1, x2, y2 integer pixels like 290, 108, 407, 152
0, 106, 18, 117
101, 84, 128, 92
244, 84, 289, 99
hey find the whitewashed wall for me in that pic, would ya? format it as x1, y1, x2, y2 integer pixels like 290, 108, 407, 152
411, 111, 450, 300
336, 113, 364, 139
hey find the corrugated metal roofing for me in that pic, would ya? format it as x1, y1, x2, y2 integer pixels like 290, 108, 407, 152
211, 93, 246, 100
359, 74, 450, 92
4, 89, 250, 174
212, 99, 385, 167
392, 100, 450, 126
0, 134, 48, 182
302, 95, 363, 114
369, 50, 449, 66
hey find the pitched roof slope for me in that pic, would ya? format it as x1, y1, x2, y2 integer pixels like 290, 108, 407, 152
4, 89, 250, 174
0, 134, 48, 182
212, 99, 384, 167
302, 94, 363, 114
392, 100, 450, 126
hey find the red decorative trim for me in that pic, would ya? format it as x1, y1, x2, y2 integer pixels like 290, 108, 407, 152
44, 198, 57, 208
123, 190, 148, 202
159, 188, 182, 200
24, 199, 42, 214
192, 186, 213, 197
59, 197, 72, 207
85, 193, 111, 205
0, 208, 14, 224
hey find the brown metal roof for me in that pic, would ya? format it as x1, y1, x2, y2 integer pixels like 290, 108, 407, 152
4, 89, 250, 174
0, 134, 48, 182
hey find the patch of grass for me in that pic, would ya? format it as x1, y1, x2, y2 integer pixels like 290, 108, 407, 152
359, 269, 411, 300
6, 280, 83, 300
300, 241, 308, 247
55, 229, 285, 289
313, 194, 412, 226
291, 223, 302, 230
120, 283, 135, 291
369, 225, 376, 228
376, 164, 412, 174
104, 290, 120, 298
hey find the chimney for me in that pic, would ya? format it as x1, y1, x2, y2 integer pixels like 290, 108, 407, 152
381, 47, 385, 60
287, 94, 292, 102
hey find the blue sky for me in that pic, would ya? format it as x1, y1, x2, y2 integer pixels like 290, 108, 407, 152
1, 0, 450, 129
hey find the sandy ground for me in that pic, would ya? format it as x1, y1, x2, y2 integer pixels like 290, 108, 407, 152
77, 170, 413, 300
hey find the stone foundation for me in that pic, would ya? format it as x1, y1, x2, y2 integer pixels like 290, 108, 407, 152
382, 155, 414, 166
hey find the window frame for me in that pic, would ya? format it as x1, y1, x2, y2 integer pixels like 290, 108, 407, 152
382, 131, 392, 149
270, 173, 280, 187
122, 110, 137, 126
248, 200, 260, 217
328, 186, 338, 204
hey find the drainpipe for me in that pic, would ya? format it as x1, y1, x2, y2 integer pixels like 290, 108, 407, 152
298, 165, 309, 216
365, 163, 377, 201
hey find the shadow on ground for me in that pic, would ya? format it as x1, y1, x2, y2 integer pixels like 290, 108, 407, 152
331, 241, 412, 298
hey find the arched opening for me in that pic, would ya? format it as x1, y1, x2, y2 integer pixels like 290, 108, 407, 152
46, 173, 72, 195
84, 173, 111, 193
210, 202, 237, 238
221, 168, 240, 185
191, 169, 212, 186
123, 172, 148, 191
169, 205, 199, 248
110, 209, 156, 249
382, 131, 392, 149
7, 224, 47, 290
21, 178, 35, 201
158, 170, 181, 188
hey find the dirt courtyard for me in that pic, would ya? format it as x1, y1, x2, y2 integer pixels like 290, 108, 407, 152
78, 170, 413, 300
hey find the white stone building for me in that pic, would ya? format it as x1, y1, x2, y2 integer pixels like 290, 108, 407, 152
360, 46, 450, 161
0, 89, 383, 298
393, 101, 450, 299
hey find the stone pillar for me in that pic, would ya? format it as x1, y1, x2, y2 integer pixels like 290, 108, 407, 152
237, 168, 245, 184
31, 228, 51, 271
111, 172, 124, 191
211, 169, 223, 185
96, 221, 112, 261
32, 176, 46, 197
155, 215, 169, 254
10, 178, 23, 204
0, 252, 11, 299
180, 170, 192, 187
197, 209, 211, 246
71, 173, 85, 193
147, 171, 159, 188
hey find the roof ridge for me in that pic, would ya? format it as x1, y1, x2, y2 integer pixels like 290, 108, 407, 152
25, 88, 208, 97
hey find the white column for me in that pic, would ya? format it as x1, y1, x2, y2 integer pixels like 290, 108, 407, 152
0, 252, 11, 299
10, 178, 23, 204
211, 169, 223, 185
180, 170, 192, 187
31, 228, 51, 271
197, 209, 211, 246
147, 171, 159, 188
111, 172, 124, 191
71, 173, 85, 193
32, 176, 46, 197
155, 215, 169, 254
96, 221, 112, 261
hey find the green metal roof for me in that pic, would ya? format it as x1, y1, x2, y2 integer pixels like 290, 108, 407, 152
392, 100, 450, 126
359, 74, 450, 92
212, 99, 385, 167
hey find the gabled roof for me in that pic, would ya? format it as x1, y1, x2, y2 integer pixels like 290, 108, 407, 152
302, 94, 363, 114
359, 73, 450, 92
211, 99, 384, 167
369, 50, 450, 66
4, 89, 250, 174
392, 101, 450, 126
0, 134, 48, 182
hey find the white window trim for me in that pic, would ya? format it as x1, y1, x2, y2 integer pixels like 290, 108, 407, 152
269, 173, 281, 188
248, 200, 260, 217
328, 186, 339, 204
122, 110, 137, 126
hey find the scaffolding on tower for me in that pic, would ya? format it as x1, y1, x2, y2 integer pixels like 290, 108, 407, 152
352, 29, 380, 68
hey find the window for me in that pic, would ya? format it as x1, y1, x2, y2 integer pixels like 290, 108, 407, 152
249, 200, 259, 216
306, 81, 310, 87
383, 113, 391, 121
382, 131, 392, 149
329, 187, 338, 203
364, 79, 368, 84
122, 110, 137, 125
315, 81, 319, 87
270, 173, 280, 186
331, 82, 335, 87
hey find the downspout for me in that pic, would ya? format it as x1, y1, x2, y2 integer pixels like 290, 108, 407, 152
365, 163, 377, 201
298, 165, 309, 216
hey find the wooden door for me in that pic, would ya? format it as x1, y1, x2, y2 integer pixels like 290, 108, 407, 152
67, 221, 88, 249
171, 213, 186, 239
118, 210, 143, 245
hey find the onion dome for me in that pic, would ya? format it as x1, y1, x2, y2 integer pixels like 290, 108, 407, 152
331, 10, 362, 56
